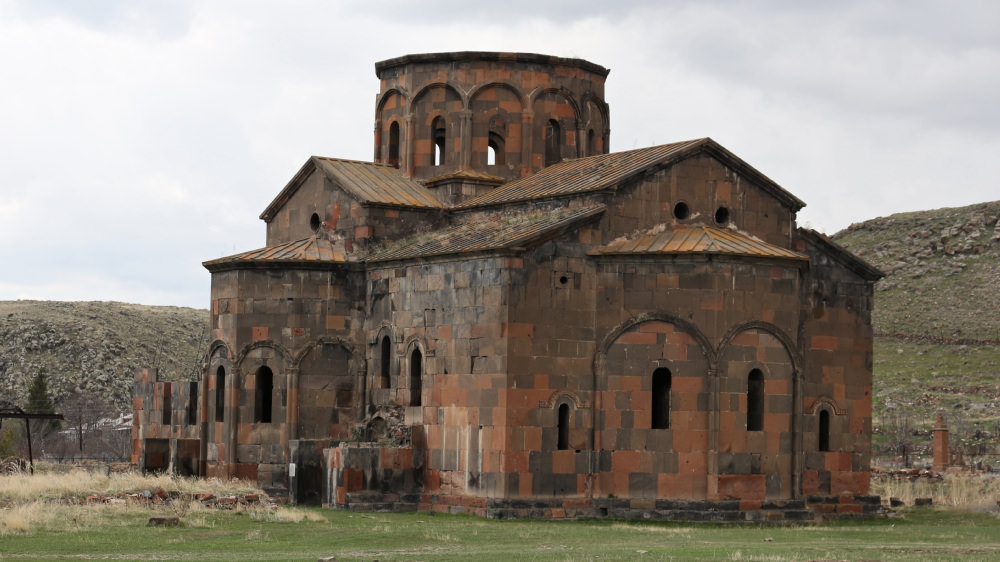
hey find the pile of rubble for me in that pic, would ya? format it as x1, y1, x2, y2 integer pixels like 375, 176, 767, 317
73, 488, 276, 510
871, 467, 944, 483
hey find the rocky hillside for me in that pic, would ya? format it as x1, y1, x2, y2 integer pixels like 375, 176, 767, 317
833, 201, 1000, 464
833, 200, 1000, 341
0, 301, 208, 414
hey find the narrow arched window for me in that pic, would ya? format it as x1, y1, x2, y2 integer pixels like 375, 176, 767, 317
557, 403, 570, 450
651, 367, 671, 429
388, 122, 400, 168
162, 391, 171, 425
819, 410, 831, 452
587, 129, 596, 156
380, 335, 391, 389
215, 366, 226, 423
488, 132, 505, 166
747, 369, 764, 431
255, 366, 273, 423
432, 116, 446, 166
544, 119, 561, 166
410, 348, 422, 406
187, 381, 198, 425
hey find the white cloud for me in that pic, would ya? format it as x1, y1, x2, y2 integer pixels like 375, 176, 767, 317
0, 1, 997, 307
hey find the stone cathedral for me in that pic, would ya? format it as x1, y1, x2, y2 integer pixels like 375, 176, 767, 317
133, 52, 883, 520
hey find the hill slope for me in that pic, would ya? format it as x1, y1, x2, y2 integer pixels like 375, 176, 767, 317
833, 201, 1000, 463
833, 200, 1000, 340
0, 301, 208, 414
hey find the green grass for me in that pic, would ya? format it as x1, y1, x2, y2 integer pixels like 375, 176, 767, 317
5, 468, 1000, 560
3, 505, 1000, 560
872, 337, 1000, 463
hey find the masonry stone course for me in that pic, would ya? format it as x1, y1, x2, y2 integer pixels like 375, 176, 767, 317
132, 51, 882, 520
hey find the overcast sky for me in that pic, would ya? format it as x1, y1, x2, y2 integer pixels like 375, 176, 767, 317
1, 1, 997, 309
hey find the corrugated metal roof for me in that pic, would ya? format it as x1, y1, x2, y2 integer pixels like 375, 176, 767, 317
367, 205, 606, 262
423, 169, 505, 184
588, 226, 808, 261
203, 236, 346, 270
455, 140, 705, 209
454, 137, 806, 212
314, 157, 443, 208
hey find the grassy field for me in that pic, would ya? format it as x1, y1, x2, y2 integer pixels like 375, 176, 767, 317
3, 468, 1000, 560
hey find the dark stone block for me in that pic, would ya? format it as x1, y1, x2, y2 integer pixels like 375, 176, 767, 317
765, 474, 781, 496
628, 473, 656, 497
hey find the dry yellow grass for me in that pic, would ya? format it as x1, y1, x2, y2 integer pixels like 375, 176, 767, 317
0, 463, 260, 502
0, 464, 269, 536
872, 474, 1000, 510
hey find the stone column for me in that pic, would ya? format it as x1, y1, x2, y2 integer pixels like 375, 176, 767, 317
706, 366, 719, 500
932, 413, 949, 472
521, 111, 534, 177
404, 115, 416, 178
460, 110, 473, 170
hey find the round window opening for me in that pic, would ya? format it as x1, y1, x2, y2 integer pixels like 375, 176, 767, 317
310, 213, 321, 231
559, 275, 569, 285
715, 206, 730, 225
673, 202, 690, 220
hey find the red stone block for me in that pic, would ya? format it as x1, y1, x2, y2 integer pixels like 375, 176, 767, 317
553, 450, 575, 474
615, 331, 657, 345
518, 472, 533, 497
677, 451, 707, 475
503, 451, 529, 472
613, 450, 640, 473
672, 376, 703, 394
831, 471, 870, 495
810, 335, 839, 351
718, 474, 766, 500
730, 331, 758, 347
501, 322, 534, 338
252, 326, 268, 342
801, 470, 820, 494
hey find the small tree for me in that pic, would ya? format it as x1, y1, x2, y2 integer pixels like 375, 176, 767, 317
0, 426, 19, 458
25, 372, 60, 456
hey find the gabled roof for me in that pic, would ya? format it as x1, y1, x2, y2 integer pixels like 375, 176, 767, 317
797, 228, 884, 281
203, 236, 347, 272
260, 157, 443, 221
366, 206, 606, 263
423, 169, 505, 188
588, 225, 809, 262
454, 138, 806, 211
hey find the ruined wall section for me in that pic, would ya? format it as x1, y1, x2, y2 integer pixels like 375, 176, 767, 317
365, 255, 514, 499
795, 233, 877, 497
132, 368, 201, 475
205, 264, 365, 490
264, 168, 441, 251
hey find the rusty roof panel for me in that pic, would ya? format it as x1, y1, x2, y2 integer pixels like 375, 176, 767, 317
315, 157, 443, 208
367, 206, 605, 262
589, 226, 808, 261
204, 236, 347, 269
454, 140, 706, 209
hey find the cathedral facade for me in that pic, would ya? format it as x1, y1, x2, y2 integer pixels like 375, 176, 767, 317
133, 52, 882, 520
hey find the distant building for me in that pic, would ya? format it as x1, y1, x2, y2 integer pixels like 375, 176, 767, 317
133, 52, 883, 520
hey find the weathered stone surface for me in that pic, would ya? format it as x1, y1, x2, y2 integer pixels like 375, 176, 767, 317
133, 51, 879, 520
